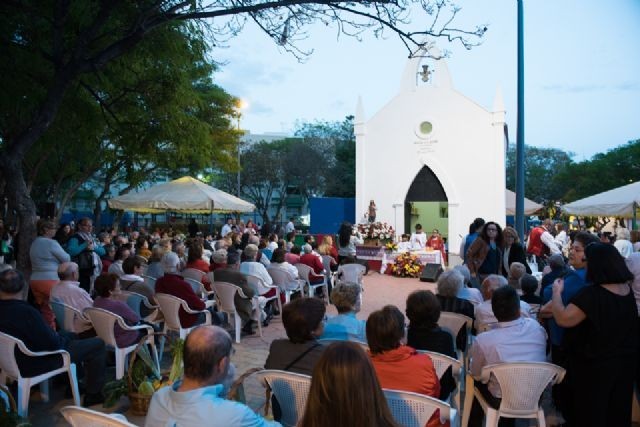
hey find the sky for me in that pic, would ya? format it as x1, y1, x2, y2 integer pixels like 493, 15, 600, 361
215, 0, 640, 160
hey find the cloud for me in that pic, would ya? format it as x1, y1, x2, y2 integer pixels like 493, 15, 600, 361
542, 82, 640, 93
246, 100, 273, 115
541, 83, 605, 93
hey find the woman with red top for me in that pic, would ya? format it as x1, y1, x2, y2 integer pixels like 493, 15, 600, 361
184, 242, 211, 290
318, 235, 339, 263
367, 305, 445, 427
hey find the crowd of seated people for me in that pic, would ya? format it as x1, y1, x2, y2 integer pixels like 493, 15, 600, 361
2, 217, 638, 427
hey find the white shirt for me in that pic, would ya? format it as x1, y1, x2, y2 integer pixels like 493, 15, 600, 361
474, 299, 532, 331
540, 230, 561, 255
285, 221, 295, 233
410, 232, 427, 250
240, 261, 273, 286
397, 241, 411, 253
614, 239, 634, 258
108, 260, 125, 277
457, 287, 483, 306
554, 231, 569, 249
470, 318, 547, 397
267, 241, 279, 251
268, 262, 300, 291
50, 280, 93, 333
221, 224, 232, 237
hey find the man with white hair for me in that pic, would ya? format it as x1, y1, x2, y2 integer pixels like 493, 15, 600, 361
614, 226, 633, 258
239, 244, 273, 286
474, 275, 531, 331
146, 325, 279, 427
155, 252, 207, 328
453, 264, 483, 306
50, 262, 93, 335
248, 235, 271, 266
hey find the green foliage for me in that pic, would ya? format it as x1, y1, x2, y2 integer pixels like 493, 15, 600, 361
554, 139, 640, 202
294, 116, 355, 197
505, 145, 574, 204
18, 18, 239, 218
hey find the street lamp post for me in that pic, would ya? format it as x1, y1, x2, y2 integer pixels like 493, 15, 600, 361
235, 100, 248, 198
515, 0, 526, 241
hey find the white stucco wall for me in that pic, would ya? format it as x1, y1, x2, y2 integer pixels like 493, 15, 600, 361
355, 51, 506, 256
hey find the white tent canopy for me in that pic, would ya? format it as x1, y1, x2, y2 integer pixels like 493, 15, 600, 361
505, 189, 543, 216
561, 181, 640, 218
108, 176, 255, 214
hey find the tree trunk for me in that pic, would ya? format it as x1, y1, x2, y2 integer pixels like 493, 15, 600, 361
0, 155, 37, 278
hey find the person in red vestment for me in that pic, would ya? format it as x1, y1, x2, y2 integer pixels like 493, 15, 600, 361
427, 229, 447, 264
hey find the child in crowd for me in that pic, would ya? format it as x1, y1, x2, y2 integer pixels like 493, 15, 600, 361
397, 234, 411, 252
519, 274, 542, 305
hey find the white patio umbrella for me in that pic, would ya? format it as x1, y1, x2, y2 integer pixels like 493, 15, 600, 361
108, 176, 255, 214
505, 189, 543, 216
561, 181, 640, 218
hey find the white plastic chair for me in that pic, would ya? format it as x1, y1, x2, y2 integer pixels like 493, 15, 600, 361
51, 300, 91, 333
461, 362, 566, 427
416, 349, 463, 410
183, 276, 216, 300
335, 263, 366, 286
211, 281, 262, 343
257, 370, 312, 427
267, 267, 304, 304
438, 312, 473, 354
142, 275, 157, 291
83, 307, 157, 380
61, 405, 137, 426
245, 274, 282, 315
294, 263, 329, 303
113, 290, 161, 323
0, 331, 80, 417
384, 388, 458, 427
155, 293, 212, 340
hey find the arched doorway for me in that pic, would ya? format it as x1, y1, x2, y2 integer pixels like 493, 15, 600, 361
404, 166, 448, 239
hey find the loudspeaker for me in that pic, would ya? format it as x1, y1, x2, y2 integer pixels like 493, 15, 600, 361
420, 263, 443, 282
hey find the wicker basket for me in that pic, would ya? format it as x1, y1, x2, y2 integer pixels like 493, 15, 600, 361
126, 332, 167, 416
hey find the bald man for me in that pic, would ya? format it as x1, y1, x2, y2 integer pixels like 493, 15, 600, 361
146, 326, 280, 426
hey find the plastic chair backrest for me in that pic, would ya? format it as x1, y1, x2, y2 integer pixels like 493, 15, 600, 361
155, 293, 185, 331
61, 405, 138, 427
320, 256, 333, 277
437, 312, 472, 350
142, 275, 156, 291
415, 350, 462, 379
259, 370, 311, 427
0, 332, 21, 378
267, 267, 292, 288
294, 263, 312, 282
182, 268, 205, 283
336, 263, 365, 284
245, 274, 272, 295
383, 388, 453, 427
83, 308, 119, 347
183, 277, 203, 296
51, 300, 84, 333
211, 282, 240, 313
113, 291, 144, 317
484, 362, 565, 416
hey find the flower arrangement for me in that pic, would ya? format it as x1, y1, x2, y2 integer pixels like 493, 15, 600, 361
390, 252, 424, 278
384, 241, 398, 252
356, 222, 395, 243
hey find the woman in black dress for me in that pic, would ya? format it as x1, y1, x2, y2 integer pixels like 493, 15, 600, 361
551, 243, 638, 427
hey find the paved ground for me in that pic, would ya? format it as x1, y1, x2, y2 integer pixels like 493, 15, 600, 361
21, 272, 640, 426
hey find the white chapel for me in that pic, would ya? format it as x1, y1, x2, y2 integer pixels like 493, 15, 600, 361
355, 46, 507, 262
